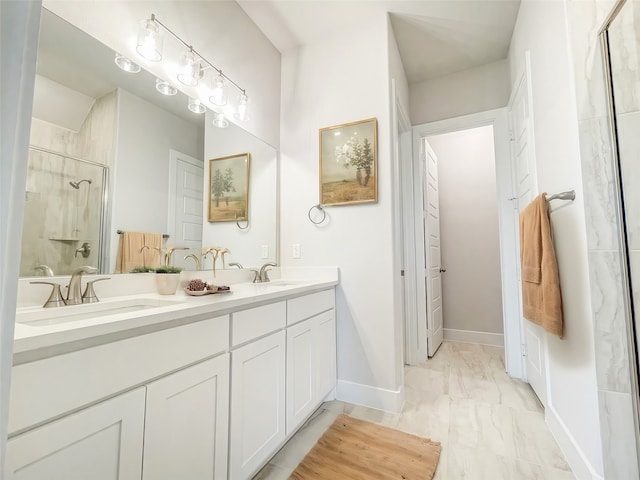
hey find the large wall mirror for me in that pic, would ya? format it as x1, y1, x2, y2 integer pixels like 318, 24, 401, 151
20, 7, 278, 277
601, 0, 640, 463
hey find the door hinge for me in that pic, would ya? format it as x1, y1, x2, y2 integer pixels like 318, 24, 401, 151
401, 270, 405, 276
521, 343, 527, 357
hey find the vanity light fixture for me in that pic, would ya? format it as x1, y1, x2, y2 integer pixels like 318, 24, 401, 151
210, 73, 227, 106
136, 13, 250, 121
114, 53, 141, 73
188, 97, 206, 114
212, 112, 229, 128
177, 47, 203, 87
155, 78, 177, 96
136, 15, 163, 62
234, 92, 250, 121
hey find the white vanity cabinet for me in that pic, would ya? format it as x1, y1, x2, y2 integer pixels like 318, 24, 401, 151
142, 354, 230, 480
5, 387, 146, 480
286, 290, 336, 435
229, 303, 287, 480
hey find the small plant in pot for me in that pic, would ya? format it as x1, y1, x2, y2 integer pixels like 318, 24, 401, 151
153, 265, 183, 295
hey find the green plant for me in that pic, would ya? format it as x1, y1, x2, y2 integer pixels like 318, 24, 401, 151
211, 167, 236, 207
154, 265, 183, 274
130, 266, 154, 273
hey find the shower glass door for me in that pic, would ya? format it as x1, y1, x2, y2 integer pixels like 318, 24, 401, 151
20, 147, 108, 276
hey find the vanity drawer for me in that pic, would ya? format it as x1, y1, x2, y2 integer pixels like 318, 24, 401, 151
8, 314, 229, 435
287, 289, 335, 326
231, 302, 286, 347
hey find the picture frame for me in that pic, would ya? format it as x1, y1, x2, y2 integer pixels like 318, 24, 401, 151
208, 153, 250, 223
319, 117, 377, 206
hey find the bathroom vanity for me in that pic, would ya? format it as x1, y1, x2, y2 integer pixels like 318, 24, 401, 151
6, 273, 337, 480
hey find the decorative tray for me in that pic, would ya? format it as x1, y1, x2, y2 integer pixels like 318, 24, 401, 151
184, 287, 231, 296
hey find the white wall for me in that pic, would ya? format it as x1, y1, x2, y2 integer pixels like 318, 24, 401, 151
280, 13, 404, 411
427, 126, 504, 338
110, 88, 203, 272
43, 0, 281, 149
410, 59, 510, 125
509, 1, 603, 476
203, 111, 277, 268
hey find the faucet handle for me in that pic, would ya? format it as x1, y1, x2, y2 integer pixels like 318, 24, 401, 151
30, 281, 66, 308
82, 278, 110, 303
250, 269, 260, 283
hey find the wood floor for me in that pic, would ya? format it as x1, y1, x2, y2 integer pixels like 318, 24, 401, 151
254, 341, 575, 480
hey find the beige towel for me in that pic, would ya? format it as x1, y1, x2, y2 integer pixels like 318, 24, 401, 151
115, 231, 162, 273
519, 194, 564, 338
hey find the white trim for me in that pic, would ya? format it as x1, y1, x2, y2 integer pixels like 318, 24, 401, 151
546, 405, 605, 480
412, 108, 523, 379
336, 380, 404, 414
443, 328, 504, 347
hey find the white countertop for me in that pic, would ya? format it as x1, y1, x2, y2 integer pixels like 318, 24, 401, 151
13, 268, 338, 361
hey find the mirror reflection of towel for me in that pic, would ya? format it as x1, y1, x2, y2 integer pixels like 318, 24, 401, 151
115, 231, 162, 273
519, 194, 564, 338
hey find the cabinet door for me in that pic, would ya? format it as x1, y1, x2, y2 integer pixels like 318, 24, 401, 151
315, 310, 337, 400
286, 318, 315, 435
5, 388, 145, 480
143, 354, 230, 480
230, 331, 286, 480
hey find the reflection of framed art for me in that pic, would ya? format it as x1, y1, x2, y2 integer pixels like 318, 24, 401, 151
320, 117, 377, 206
208, 153, 250, 222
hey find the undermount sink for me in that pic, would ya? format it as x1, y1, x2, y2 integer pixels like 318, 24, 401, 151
16, 298, 184, 327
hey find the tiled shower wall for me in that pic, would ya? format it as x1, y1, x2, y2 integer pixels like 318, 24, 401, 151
21, 90, 117, 276
567, 0, 640, 477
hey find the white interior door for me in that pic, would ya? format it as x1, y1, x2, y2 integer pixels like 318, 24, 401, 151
508, 53, 547, 407
423, 139, 444, 357
168, 150, 203, 270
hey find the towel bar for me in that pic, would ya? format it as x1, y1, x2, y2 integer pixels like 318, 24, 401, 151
116, 230, 170, 239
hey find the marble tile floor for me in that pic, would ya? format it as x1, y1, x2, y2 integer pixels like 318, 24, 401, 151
253, 341, 574, 480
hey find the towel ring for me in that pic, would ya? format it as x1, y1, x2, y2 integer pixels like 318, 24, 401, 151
308, 204, 326, 225
236, 216, 249, 230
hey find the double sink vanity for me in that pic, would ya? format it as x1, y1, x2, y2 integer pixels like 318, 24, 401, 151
6, 268, 338, 479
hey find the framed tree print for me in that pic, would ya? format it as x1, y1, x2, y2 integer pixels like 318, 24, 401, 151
208, 153, 250, 222
320, 118, 377, 206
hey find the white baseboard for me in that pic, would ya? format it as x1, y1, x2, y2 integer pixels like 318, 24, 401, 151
335, 380, 404, 413
444, 328, 504, 347
546, 405, 604, 480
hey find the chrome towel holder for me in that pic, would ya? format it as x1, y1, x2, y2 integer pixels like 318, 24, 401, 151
308, 204, 327, 225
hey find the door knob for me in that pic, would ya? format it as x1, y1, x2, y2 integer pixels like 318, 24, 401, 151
439, 268, 446, 273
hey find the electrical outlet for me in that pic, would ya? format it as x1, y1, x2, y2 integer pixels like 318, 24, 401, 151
292, 243, 301, 259
261, 245, 268, 259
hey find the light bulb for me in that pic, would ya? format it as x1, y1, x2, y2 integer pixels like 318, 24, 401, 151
188, 97, 206, 114
155, 78, 177, 96
136, 17, 163, 62
209, 74, 227, 106
114, 53, 141, 73
234, 93, 249, 121
177, 49, 202, 87
212, 112, 229, 128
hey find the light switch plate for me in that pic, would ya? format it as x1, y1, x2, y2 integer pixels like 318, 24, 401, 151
292, 244, 301, 259
261, 245, 269, 259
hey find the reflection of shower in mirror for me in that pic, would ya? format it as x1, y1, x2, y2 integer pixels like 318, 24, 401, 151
69, 179, 92, 189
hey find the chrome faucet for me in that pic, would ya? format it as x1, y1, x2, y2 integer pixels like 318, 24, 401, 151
257, 262, 277, 283
34, 264, 54, 276
229, 262, 243, 269
66, 266, 97, 305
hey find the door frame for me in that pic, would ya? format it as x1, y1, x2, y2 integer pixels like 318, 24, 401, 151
410, 108, 524, 378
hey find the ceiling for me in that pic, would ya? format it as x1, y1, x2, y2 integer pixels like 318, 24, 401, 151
236, 0, 521, 84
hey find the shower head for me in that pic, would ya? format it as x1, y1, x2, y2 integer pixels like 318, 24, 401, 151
69, 179, 92, 189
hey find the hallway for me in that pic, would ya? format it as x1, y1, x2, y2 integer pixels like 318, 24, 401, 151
255, 341, 574, 479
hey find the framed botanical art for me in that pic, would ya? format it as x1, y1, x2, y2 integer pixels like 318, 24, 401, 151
208, 153, 250, 222
319, 117, 377, 206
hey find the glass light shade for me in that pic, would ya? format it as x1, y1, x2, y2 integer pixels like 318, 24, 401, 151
136, 18, 163, 62
114, 53, 141, 73
209, 74, 227, 106
177, 49, 202, 87
188, 97, 206, 114
212, 112, 229, 128
234, 93, 249, 121
155, 78, 177, 96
